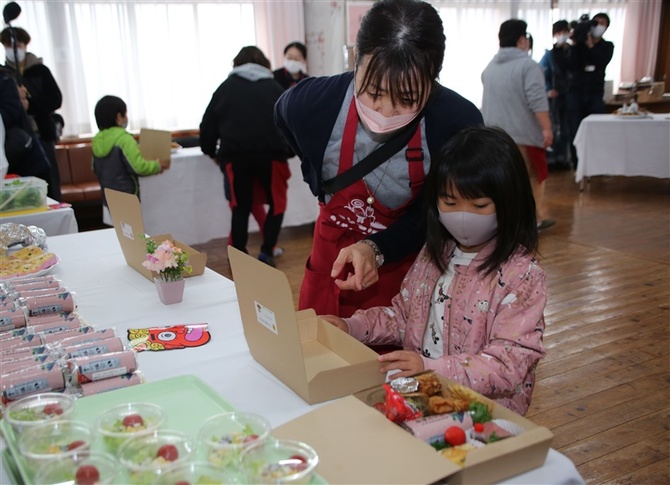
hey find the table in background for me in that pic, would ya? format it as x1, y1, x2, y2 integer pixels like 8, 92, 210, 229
574, 113, 670, 188
139, 147, 318, 246
0, 229, 585, 485
0, 198, 78, 236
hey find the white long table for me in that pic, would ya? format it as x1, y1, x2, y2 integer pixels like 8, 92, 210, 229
574, 113, 670, 186
0, 198, 78, 236
0, 229, 585, 484
139, 147, 319, 245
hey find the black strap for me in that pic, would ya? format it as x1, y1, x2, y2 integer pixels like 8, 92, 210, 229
322, 108, 425, 195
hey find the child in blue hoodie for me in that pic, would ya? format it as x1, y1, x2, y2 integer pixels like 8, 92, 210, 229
91, 95, 169, 224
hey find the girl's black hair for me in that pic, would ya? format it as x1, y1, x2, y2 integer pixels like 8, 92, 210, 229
355, 0, 444, 108
233, 46, 271, 70
283, 41, 307, 59
424, 126, 538, 275
94, 95, 126, 130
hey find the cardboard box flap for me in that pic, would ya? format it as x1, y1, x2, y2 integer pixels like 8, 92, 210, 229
274, 395, 460, 484
139, 128, 172, 161
105, 189, 206, 281
228, 247, 385, 404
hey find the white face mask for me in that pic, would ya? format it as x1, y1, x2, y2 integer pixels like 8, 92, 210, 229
591, 24, 606, 38
5, 47, 25, 64
438, 210, 498, 248
555, 33, 569, 46
284, 59, 305, 75
354, 95, 419, 134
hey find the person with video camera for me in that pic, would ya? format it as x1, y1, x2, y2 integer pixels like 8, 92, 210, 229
565, 13, 614, 169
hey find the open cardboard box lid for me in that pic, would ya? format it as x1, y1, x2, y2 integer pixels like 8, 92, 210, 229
139, 128, 172, 164
227, 247, 385, 404
105, 188, 206, 281
274, 373, 553, 484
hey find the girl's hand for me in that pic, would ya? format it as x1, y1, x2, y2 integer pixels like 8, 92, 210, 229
319, 314, 349, 333
378, 350, 425, 377
331, 243, 379, 291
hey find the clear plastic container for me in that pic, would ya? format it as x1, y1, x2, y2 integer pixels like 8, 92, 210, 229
197, 411, 271, 468
95, 402, 167, 454
240, 438, 319, 484
4, 392, 75, 435
0, 176, 48, 213
117, 429, 194, 484
33, 450, 119, 485
161, 461, 246, 485
18, 419, 93, 469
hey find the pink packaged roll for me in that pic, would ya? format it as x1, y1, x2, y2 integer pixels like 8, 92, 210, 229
0, 327, 28, 341
76, 372, 143, 397
21, 291, 76, 316
1, 361, 65, 404
13, 286, 67, 299
68, 350, 138, 384
53, 328, 116, 349
39, 326, 96, 345
1, 297, 17, 309
0, 333, 43, 352
400, 412, 474, 445
27, 311, 79, 325
1, 353, 55, 374
63, 337, 125, 359
0, 307, 28, 331
1, 345, 48, 361
10, 277, 60, 291
28, 318, 83, 335
30, 316, 83, 331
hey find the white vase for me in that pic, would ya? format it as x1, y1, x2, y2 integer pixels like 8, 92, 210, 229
154, 277, 185, 305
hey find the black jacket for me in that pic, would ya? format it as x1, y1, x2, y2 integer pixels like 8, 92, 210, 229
566, 39, 614, 94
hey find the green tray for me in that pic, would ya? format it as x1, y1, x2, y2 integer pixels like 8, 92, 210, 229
2, 374, 235, 484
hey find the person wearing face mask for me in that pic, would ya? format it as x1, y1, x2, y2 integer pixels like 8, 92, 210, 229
1, 27, 62, 200
273, 42, 308, 91
275, 0, 482, 318
539, 20, 571, 169
321, 127, 546, 415
91, 95, 170, 226
481, 19, 554, 231
565, 12, 614, 169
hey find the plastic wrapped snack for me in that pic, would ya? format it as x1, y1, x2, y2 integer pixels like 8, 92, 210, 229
67, 349, 138, 384
20, 291, 77, 316
1, 361, 66, 404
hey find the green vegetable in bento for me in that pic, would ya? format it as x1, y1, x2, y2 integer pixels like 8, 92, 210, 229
468, 401, 492, 423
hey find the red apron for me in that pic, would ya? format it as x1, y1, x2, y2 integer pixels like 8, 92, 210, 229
299, 98, 425, 317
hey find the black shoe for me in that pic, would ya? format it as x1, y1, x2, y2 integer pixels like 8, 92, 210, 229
537, 219, 556, 230
258, 252, 276, 267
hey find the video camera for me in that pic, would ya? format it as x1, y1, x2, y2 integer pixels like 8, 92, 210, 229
572, 13, 597, 45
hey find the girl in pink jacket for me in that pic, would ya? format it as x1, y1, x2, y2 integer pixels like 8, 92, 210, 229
322, 126, 546, 415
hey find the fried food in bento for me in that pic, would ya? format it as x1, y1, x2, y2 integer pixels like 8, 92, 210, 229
428, 395, 471, 414
415, 373, 443, 396
440, 443, 477, 467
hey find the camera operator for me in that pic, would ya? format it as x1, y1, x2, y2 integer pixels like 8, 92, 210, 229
566, 12, 613, 169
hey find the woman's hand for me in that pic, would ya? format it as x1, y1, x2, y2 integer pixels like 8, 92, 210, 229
378, 350, 425, 377
331, 242, 379, 291
319, 314, 349, 333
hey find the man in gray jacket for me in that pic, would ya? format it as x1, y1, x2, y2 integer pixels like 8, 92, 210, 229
481, 19, 554, 230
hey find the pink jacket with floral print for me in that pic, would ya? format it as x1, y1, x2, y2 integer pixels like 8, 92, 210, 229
345, 239, 547, 415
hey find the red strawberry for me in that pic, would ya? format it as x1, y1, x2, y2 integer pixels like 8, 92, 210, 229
75, 465, 100, 485
156, 444, 179, 462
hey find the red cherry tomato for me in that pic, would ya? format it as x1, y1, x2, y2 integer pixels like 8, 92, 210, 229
474, 422, 485, 433
156, 444, 179, 462
289, 455, 308, 471
243, 433, 259, 443
122, 414, 144, 428
372, 402, 386, 414
444, 426, 467, 446
67, 440, 86, 451
75, 464, 100, 485
289, 454, 306, 463
43, 403, 64, 416
174, 482, 191, 485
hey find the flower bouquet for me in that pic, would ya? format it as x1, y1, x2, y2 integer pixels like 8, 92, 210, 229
142, 238, 192, 304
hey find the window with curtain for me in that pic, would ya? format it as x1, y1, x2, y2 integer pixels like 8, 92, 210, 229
437, 0, 628, 109
10, 1, 303, 137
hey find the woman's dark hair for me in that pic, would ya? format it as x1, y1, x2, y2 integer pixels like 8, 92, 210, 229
283, 41, 307, 59
233, 46, 271, 70
424, 126, 538, 275
593, 12, 610, 27
0, 27, 30, 46
355, 0, 445, 108
94, 95, 127, 130
499, 19, 527, 48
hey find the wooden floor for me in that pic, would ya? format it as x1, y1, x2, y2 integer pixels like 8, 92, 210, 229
192, 169, 670, 484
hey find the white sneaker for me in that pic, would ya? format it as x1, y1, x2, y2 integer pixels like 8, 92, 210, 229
272, 247, 285, 257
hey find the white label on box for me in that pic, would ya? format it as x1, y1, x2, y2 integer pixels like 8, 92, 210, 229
121, 222, 134, 240
254, 300, 278, 335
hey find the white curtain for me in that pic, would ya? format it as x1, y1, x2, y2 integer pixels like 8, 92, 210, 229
619, 0, 661, 82
12, 1, 304, 137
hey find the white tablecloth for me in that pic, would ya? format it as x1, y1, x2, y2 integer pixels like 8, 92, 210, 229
0, 198, 78, 236
0, 229, 584, 485
139, 147, 319, 245
574, 113, 670, 183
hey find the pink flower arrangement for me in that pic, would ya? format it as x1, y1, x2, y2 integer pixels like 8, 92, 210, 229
142, 238, 192, 282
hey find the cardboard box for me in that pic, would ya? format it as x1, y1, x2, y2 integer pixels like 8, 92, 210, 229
105, 188, 206, 281
227, 247, 385, 404
274, 373, 553, 484
139, 128, 172, 165
636, 82, 665, 103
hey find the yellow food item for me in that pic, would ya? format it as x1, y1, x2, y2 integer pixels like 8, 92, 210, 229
0, 246, 57, 278
440, 443, 476, 467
